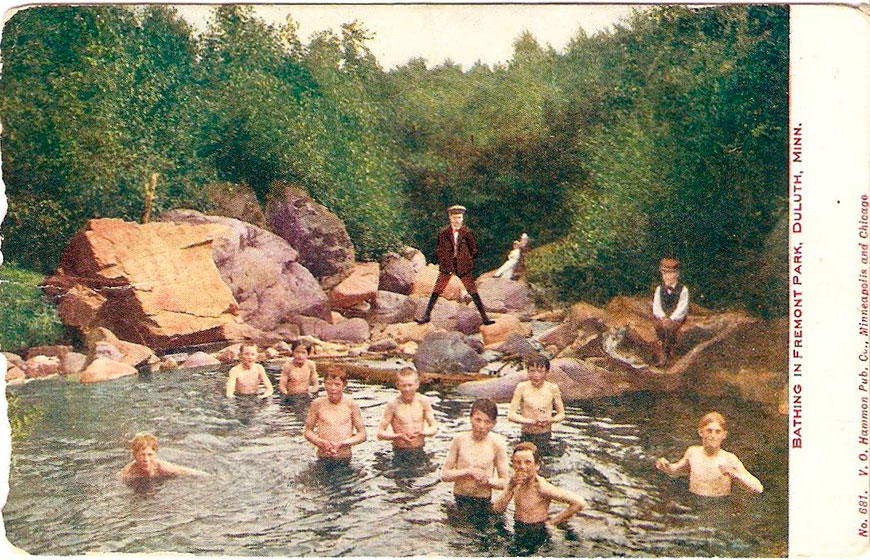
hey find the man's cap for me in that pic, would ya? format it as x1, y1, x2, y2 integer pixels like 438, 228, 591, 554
447, 204, 467, 215
659, 257, 680, 272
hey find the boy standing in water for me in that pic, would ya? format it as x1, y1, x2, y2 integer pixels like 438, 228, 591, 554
377, 368, 438, 452
304, 367, 366, 463
652, 257, 690, 367
119, 433, 209, 479
507, 354, 565, 451
225, 343, 274, 398
279, 342, 319, 396
441, 398, 510, 513
654, 411, 763, 497
493, 442, 585, 545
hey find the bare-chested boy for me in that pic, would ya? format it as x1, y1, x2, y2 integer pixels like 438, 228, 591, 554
225, 343, 274, 398
119, 433, 209, 479
279, 342, 319, 396
654, 411, 763, 497
303, 367, 366, 463
441, 398, 509, 513
507, 354, 565, 451
494, 442, 586, 544
377, 368, 438, 452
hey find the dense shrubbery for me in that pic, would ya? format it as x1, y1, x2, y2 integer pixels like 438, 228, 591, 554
0, 5, 788, 316
0, 266, 65, 352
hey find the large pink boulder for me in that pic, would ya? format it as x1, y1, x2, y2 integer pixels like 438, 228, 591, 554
329, 263, 379, 310
23, 355, 62, 378
400, 246, 427, 274
410, 265, 467, 301
480, 314, 532, 348
380, 322, 433, 344
379, 252, 416, 295
6, 365, 26, 383
367, 291, 417, 325
61, 352, 88, 375
80, 357, 138, 383
43, 218, 244, 349
86, 327, 155, 367
180, 352, 222, 369
476, 277, 535, 315
159, 209, 330, 329
265, 184, 355, 289
317, 318, 371, 343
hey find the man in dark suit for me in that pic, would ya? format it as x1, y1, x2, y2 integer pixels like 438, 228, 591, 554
416, 205, 495, 326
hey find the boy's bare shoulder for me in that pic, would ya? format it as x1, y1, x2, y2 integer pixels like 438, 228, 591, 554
514, 380, 531, 392
489, 431, 508, 449
545, 380, 561, 392
415, 393, 431, 406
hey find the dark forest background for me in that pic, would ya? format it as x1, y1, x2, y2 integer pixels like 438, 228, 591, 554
0, 5, 788, 323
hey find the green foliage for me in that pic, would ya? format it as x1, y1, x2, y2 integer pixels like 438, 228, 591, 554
0, 5, 787, 315
7, 393, 44, 442
0, 266, 64, 352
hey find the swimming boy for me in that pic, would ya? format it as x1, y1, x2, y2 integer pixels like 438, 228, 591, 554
441, 398, 509, 512
303, 367, 366, 463
225, 343, 274, 398
493, 442, 586, 538
652, 257, 689, 367
654, 411, 763, 497
119, 433, 209, 479
377, 368, 438, 452
279, 342, 319, 396
507, 354, 565, 450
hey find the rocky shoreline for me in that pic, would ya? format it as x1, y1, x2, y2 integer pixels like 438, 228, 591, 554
6, 188, 787, 413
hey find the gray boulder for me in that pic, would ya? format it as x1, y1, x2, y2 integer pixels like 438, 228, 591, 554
367, 291, 417, 325
413, 330, 487, 374
379, 252, 416, 295
265, 184, 355, 289
159, 209, 330, 330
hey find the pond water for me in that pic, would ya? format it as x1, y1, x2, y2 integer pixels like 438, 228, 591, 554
4, 367, 787, 556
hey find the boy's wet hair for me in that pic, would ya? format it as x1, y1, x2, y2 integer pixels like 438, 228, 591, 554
396, 367, 419, 381
523, 353, 550, 371
324, 366, 348, 385
513, 441, 541, 465
291, 341, 309, 352
470, 398, 498, 421
698, 411, 727, 431
131, 432, 158, 454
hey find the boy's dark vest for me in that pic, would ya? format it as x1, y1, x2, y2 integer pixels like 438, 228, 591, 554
660, 283, 683, 316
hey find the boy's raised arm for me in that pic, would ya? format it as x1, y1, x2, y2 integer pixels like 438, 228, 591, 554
492, 476, 516, 513
722, 455, 763, 494
166, 461, 210, 477
655, 449, 690, 477
541, 479, 586, 525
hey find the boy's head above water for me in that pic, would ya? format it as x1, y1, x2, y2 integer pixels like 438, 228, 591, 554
523, 354, 550, 385
697, 411, 728, 451
240, 343, 258, 363
130, 432, 159, 475
395, 368, 420, 397
512, 441, 541, 468
469, 398, 497, 439
324, 366, 348, 401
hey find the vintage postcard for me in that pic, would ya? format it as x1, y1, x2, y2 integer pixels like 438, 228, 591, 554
0, 2, 866, 557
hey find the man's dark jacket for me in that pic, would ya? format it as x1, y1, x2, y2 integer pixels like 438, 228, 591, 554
435, 225, 478, 277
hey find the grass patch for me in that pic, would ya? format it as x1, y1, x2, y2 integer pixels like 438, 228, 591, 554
0, 265, 64, 353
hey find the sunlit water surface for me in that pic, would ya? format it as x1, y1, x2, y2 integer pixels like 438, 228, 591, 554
4, 367, 786, 556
